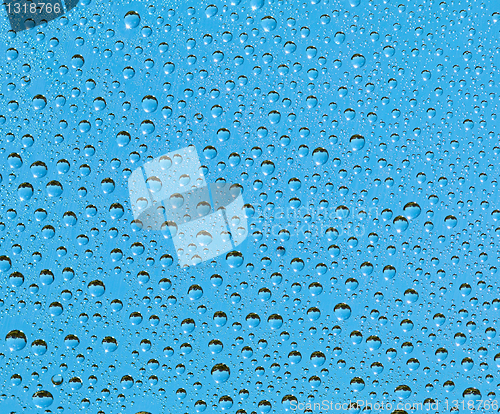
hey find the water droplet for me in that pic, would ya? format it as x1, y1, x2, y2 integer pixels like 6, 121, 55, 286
250, 0, 264, 10
351, 53, 366, 68
211, 363, 231, 383
334, 303, 351, 320
312, 147, 329, 165
261, 16, 277, 32
32, 390, 53, 408
6, 330, 27, 351
350, 134, 365, 151
32, 94, 47, 110
124, 11, 141, 29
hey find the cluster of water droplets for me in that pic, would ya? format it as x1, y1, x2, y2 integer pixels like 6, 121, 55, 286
0, 0, 499, 412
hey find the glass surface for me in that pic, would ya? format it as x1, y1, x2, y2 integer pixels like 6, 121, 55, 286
0, 0, 498, 412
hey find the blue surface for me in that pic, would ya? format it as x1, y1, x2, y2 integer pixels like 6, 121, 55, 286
0, 0, 499, 412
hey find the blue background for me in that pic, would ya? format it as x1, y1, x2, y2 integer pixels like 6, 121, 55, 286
0, 0, 499, 412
